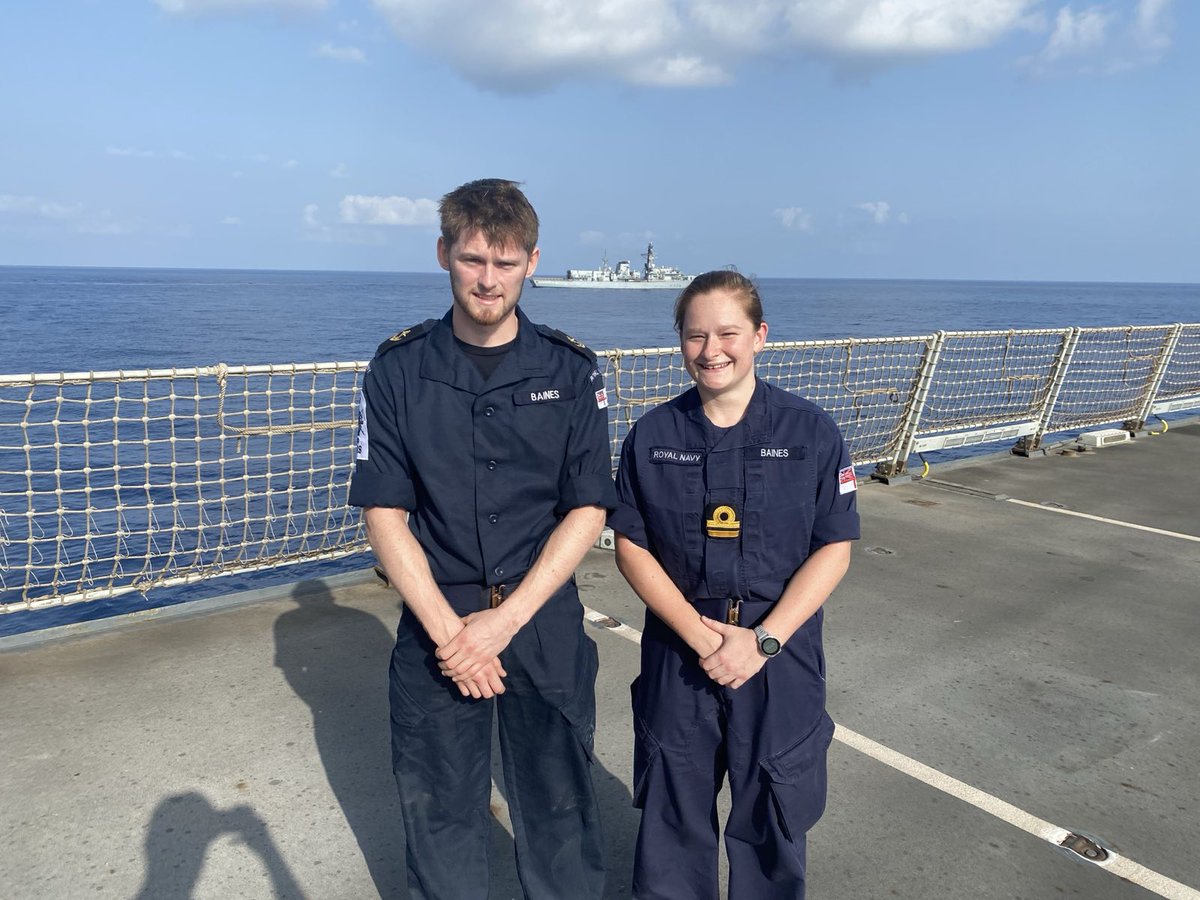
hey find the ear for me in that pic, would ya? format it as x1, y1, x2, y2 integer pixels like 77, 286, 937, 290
436, 236, 451, 272
525, 246, 540, 278
754, 321, 769, 352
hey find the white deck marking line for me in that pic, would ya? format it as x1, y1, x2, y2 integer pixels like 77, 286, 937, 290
1006, 498, 1200, 543
583, 607, 642, 643
489, 781, 515, 837
834, 725, 1200, 900
582, 604, 1200, 900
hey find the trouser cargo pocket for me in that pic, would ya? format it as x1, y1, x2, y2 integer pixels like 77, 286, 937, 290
557, 635, 600, 761
630, 676, 663, 809
758, 711, 835, 842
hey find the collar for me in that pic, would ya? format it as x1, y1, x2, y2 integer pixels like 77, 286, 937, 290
682, 378, 773, 451
420, 307, 547, 392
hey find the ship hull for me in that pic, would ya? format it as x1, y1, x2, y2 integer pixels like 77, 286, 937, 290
529, 277, 693, 290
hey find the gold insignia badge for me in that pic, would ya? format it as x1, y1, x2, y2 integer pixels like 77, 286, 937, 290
389, 328, 411, 343
704, 504, 740, 539
566, 333, 584, 347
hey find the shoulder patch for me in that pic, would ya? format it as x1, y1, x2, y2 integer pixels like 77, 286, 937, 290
375, 319, 437, 357
535, 324, 597, 363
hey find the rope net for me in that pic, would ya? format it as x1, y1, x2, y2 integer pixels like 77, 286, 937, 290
920, 330, 1070, 435
3, 324, 1199, 613
1157, 324, 1200, 404
1, 364, 366, 613
1047, 326, 1175, 430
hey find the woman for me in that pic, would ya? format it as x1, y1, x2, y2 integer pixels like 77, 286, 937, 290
609, 270, 860, 900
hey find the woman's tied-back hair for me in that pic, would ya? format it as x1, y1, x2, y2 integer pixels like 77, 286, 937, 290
673, 269, 764, 333
439, 179, 539, 254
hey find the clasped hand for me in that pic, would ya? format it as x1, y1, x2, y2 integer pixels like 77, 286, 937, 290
698, 616, 768, 690
437, 608, 517, 699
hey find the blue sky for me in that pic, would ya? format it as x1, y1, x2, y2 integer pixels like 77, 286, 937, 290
1, 0, 1195, 281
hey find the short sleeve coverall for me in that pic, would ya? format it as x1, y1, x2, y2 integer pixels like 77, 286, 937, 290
349, 307, 617, 900
609, 378, 860, 900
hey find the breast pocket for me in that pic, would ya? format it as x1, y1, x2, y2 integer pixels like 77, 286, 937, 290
510, 385, 577, 463
744, 444, 815, 578
641, 500, 701, 592
636, 457, 703, 592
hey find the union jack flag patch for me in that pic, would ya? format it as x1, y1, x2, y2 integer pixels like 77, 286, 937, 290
838, 466, 857, 495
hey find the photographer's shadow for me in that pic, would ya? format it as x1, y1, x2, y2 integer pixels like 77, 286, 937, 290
135, 793, 303, 899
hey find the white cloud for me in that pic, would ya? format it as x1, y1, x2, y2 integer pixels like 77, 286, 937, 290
858, 201, 891, 225
579, 230, 607, 245
339, 194, 438, 226
774, 207, 814, 232
629, 55, 729, 87
0, 194, 85, 220
0, 194, 135, 235
1041, 6, 1115, 63
78, 217, 136, 236
107, 145, 198, 161
316, 42, 367, 63
155, 0, 327, 14
372, 0, 706, 90
369, 0, 1047, 90
690, 0, 780, 52
1023, 0, 1174, 75
1133, 0, 1172, 54
782, 0, 1037, 56
283, 159, 299, 169
107, 145, 156, 158
301, 203, 389, 244
330, 163, 350, 179
221, 216, 242, 225
162, 0, 1170, 89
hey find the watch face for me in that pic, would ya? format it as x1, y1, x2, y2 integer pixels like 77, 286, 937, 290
760, 636, 781, 656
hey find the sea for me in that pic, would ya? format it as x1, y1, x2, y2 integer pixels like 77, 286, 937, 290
2, 266, 1198, 635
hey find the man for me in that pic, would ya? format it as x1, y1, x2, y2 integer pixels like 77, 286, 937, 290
348, 178, 615, 899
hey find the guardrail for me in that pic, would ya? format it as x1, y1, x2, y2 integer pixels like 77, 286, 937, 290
2, 323, 1198, 613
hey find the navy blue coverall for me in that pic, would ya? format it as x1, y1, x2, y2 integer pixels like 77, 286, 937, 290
609, 379, 860, 900
348, 308, 617, 900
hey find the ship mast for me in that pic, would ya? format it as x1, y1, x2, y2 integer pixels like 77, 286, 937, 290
642, 242, 655, 279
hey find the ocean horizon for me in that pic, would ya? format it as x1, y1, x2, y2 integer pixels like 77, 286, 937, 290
3, 265, 1198, 378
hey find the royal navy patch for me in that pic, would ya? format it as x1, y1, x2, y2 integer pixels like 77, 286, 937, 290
650, 447, 703, 465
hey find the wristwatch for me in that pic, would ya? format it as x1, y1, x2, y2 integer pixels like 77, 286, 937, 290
753, 625, 782, 658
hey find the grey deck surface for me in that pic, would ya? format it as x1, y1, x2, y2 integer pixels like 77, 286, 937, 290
2, 424, 1198, 899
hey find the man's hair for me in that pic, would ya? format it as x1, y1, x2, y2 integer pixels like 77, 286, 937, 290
439, 179, 539, 254
673, 270, 764, 333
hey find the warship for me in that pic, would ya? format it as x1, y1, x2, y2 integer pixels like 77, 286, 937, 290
529, 242, 694, 289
